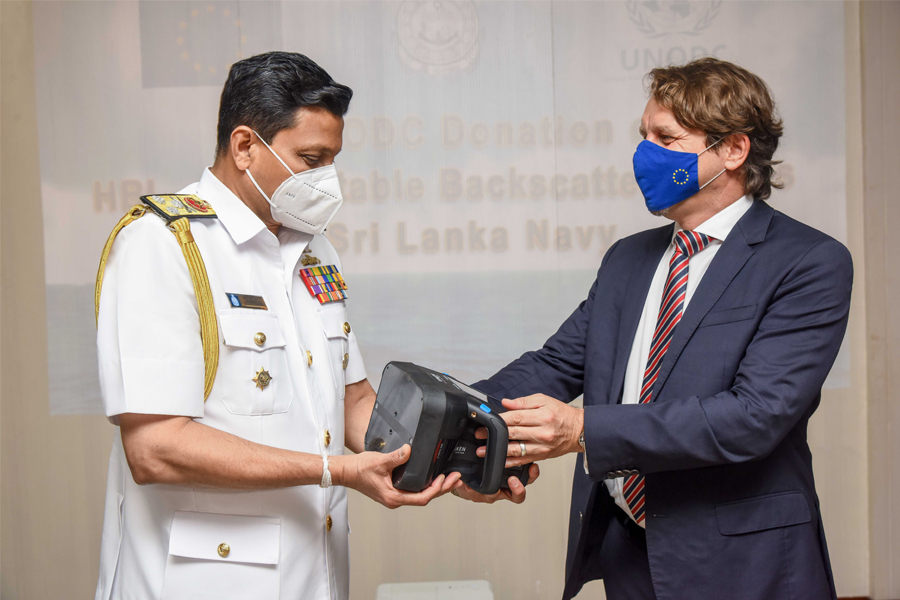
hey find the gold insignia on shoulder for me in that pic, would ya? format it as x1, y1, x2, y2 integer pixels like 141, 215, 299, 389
252, 367, 272, 390
140, 194, 218, 222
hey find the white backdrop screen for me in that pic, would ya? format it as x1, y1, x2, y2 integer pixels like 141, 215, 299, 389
33, 1, 847, 415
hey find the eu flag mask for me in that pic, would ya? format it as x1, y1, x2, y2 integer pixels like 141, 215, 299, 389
632, 138, 726, 213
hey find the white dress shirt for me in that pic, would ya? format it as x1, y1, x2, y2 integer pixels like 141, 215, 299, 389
604, 196, 753, 527
95, 168, 366, 599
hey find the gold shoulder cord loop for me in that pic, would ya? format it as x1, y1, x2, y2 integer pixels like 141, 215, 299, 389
94, 203, 219, 401
95, 204, 147, 325
168, 217, 219, 401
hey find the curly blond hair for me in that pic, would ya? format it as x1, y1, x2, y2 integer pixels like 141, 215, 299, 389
647, 58, 784, 200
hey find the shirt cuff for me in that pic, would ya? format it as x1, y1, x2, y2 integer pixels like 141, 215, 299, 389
343, 332, 367, 385
113, 357, 206, 419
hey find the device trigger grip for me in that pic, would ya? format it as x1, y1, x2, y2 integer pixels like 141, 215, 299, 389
464, 398, 508, 495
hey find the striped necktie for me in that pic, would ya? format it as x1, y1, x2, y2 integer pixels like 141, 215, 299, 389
623, 230, 714, 525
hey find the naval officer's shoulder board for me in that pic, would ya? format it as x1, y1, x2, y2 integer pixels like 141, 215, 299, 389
141, 194, 218, 222
95, 195, 220, 401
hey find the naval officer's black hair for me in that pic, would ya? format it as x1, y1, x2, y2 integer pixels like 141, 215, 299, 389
215, 51, 353, 157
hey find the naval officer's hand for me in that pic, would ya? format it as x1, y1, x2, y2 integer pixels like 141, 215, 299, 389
475, 394, 585, 467
334, 444, 461, 509
451, 463, 540, 504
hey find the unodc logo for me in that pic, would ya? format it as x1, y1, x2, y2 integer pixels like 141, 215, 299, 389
397, 1, 479, 74
626, 1, 722, 38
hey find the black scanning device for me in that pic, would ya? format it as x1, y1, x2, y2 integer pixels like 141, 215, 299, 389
364, 362, 531, 496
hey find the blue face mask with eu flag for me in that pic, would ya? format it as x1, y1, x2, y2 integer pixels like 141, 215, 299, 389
632, 138, 726, 212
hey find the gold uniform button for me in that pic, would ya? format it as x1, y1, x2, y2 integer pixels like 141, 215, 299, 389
342, 353, 349, 370
307, 350, 313, 367
342, 322, 351, 335
217, 542, 230, 558
324, 430, 332, 447
326, 515, 333, 532
254, 332, 266, 347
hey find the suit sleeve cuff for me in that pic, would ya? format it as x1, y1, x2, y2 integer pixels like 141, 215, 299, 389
583, 403, 641, 481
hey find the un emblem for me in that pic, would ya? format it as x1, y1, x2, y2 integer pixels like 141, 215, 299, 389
397, 1, 479, 74
626, 1, 723, 38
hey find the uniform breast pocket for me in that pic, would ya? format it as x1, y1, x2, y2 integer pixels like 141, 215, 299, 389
218, 311, 293, 415
161, 511, 280, 600
317, 305, 350, 400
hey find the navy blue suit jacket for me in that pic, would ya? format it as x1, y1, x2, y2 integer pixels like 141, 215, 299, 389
474, 201, 852, 600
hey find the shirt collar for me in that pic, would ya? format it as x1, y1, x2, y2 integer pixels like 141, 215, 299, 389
277, 226, 314, 275
673, 195, 754, 244
196, 168, 267, 245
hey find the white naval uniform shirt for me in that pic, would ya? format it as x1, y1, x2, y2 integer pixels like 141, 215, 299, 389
603, 196, 753, 527
95, 168, 367, 600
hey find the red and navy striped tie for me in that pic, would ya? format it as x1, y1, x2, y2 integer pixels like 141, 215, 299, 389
623, 230, 714, 525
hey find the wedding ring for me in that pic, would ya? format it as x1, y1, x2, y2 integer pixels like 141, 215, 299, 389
519, 442, 527, 457
451, 489, 460, 497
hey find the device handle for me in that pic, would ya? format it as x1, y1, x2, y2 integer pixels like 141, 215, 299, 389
465, 399, 509, 495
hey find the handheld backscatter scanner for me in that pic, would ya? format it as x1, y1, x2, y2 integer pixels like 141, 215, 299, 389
364, 362, 531, 495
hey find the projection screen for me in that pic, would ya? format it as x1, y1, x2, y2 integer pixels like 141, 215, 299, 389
32, 1, 847, 415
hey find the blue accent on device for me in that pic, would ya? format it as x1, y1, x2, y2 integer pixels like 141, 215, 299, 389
480, 403, 491, 413
228, 294, 240, 307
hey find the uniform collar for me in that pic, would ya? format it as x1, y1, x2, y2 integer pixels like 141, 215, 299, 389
673, 195, 754, 243
196, 168, 268, 245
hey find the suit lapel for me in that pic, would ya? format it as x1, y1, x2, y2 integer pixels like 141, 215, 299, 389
650, 201, 773, 401
609, 226, 672, 404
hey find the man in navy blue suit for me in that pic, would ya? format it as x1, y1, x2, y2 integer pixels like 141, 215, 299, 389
456, 58, 852, 600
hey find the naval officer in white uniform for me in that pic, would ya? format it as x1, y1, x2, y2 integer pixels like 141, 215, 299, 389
94, 51, 460, 600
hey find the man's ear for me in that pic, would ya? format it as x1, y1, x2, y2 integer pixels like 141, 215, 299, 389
723, 133, 751, 171
230, 126, 254, 171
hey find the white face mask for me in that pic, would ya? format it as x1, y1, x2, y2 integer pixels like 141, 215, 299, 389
245, 131, 344, 235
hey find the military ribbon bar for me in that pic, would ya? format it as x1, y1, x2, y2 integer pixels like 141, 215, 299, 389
299, 265, 348, 304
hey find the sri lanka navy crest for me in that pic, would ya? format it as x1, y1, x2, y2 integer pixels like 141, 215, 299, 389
397, 1, 479, 74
